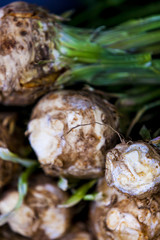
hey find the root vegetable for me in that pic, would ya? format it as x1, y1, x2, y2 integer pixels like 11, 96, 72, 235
27, 90, 119, 179
0, 174, 71, 239
0, 2, 154, 106
90, 178, 160, 240
105, 141, 160, 198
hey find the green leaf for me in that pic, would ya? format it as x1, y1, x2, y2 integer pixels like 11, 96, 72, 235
83, 192, 103, 201
0, 147, 37, 168
127, 100, 160, 136
153, 128, 160, 138
59, 180, 96, 208
0, 163, 38, 226
139, 125, 151, 141
60, 26, 152, 66
58, 177, 68, 191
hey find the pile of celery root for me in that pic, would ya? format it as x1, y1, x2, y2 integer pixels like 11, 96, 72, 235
0, 1, 160, 240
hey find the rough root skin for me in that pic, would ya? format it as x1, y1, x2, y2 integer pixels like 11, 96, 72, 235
0, 1, 64, 105
0, 174, 71, 239
90, 178, 160, 240
27, 90, 119, 179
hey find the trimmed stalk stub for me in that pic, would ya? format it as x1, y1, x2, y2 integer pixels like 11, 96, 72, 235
105, 141, 160, 198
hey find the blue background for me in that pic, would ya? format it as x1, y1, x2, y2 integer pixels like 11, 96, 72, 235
0, 0, 81, 14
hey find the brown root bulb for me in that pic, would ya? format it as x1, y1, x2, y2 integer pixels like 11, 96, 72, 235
0, 2, 64, 105
27, 90, 119, 179
90, 178, 160, 240
0, 174, 71, 239
105, 141, 160, 198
